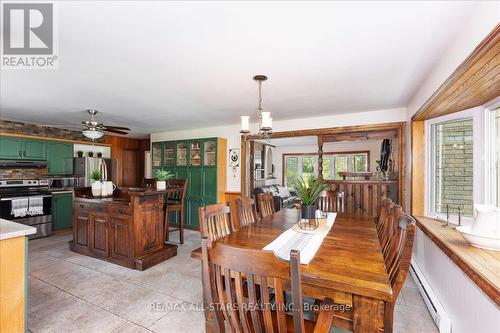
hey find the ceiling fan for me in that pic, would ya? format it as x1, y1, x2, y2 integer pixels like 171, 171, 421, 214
44, 109, 131, 139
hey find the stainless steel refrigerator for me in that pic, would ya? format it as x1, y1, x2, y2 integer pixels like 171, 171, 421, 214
73, 157, 116, 188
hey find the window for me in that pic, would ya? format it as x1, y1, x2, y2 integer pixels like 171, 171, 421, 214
283, 152, 369, 185
430, 118, 474, 217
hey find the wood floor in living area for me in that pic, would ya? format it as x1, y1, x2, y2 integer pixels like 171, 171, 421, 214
27, 230, 438, 333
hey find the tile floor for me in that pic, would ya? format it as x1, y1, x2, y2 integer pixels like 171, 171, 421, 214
27, 230, 438, 333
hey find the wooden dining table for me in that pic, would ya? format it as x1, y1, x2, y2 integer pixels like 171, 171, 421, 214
199, 208, 393, 333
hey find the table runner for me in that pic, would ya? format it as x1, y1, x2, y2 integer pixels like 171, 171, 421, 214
263, 213, 336, 264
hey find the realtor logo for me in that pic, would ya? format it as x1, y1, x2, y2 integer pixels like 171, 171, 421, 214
1, 2, 58, 68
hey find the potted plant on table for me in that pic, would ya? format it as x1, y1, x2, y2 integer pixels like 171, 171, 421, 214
292, 175, 327, 220
89, 170, 102, 196
154, 168, 174, 190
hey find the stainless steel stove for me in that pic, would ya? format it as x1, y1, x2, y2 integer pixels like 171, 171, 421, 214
0, 179, 53, 239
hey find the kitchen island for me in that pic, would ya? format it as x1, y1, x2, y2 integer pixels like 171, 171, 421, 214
70, 188, 177, 270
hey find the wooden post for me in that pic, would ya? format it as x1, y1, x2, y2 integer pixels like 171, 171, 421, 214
318, 135, 324, 180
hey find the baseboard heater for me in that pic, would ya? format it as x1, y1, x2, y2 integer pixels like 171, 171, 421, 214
410, 260, 452, 333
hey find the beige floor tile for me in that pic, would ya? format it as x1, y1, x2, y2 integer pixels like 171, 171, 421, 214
115, 289, 182, 327
149, 303, 205, 333
169, 276, 203, 305
394, 302, 438, 333
28, 277, 72, 314
141, 271, 193, 295
63, 273, 118, 299
112, 322, 153, 333
87, 279, 148, 313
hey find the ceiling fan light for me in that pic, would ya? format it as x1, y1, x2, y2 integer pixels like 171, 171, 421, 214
82, 129, 104, 140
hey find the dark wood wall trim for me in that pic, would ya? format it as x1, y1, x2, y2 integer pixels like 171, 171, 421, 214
241, 122, 406, 210
412, 24, 500, 121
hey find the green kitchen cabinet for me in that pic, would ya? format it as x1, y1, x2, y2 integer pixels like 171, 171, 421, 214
152, 142, 163, 169
0, 136, 47, 160
47, 142, 74, 175
52, 192, 73, 230
23, 139, 46, 160
0, 136, 23, 159
151, 137, 226, 230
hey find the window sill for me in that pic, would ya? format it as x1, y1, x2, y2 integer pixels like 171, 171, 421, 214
414, 216, 500, 307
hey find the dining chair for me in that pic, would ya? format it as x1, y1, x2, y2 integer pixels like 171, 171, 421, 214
164, 179, 188, 244
257, 192, 275, 218
317, 190, 345, 213
141, 178, 156, 188
383, 212, 417, 333
201, 238, 336, 333
198, 203, 233, 247
376, 197, 393, 235
235, 196, 258, 230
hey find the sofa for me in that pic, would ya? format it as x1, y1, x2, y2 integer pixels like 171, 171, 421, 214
253, 185, 299, 212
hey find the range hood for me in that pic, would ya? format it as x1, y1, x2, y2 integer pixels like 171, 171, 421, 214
0, 160, 47, 168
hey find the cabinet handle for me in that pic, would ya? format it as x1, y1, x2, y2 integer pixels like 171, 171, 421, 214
18, 150, 22, 157
23, 150, 26, 157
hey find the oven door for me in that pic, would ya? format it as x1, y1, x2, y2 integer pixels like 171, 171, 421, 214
0, 195, 53, 238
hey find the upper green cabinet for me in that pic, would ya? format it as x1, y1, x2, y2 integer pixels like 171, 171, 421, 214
152, 142, 163, 168
47, 142, 73, 175
0, 137, 46, 160
0, 137, 23, 159
23, 139, 46, 160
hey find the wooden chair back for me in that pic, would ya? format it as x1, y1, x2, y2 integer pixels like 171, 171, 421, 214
257, 192, 275, 218
142, 178, 156, 188
198, 203, 233, 247
235, 196, 258, 229
317, 190, 345, 213
382, 211, 416, 333
166, 179, 188, 204
201, 239, 335, 333
376, 197, 393, 235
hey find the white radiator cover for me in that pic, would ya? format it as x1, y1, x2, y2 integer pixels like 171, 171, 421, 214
413, 226, 500, 333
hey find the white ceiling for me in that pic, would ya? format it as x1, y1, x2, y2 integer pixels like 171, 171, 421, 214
0, 1, 482, 136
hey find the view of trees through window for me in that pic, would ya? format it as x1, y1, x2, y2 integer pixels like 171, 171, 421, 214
284, 152, 369, 185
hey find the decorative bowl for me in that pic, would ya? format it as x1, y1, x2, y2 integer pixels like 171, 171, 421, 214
456, 226, 500, 251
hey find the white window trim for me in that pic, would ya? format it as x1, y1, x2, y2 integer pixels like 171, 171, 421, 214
424, 107, 483, 224
483, 97, 500, 206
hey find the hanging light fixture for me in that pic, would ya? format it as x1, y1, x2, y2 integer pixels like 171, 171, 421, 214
240, 75, 272, 139
82, 128, 104, 140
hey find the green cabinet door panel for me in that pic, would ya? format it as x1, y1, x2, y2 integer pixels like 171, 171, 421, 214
47, 142, 74, 175
23, 139, 46, 160
175, 167, 188, 181
203, 167, 217, 200
188, 167, 203, 199
52, 193, 73, 230
187, 198, 203, 228
0, 136, 23, 159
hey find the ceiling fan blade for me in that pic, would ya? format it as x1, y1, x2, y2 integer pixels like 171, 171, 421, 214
103, 128, 129, 135
102, 125, 131, 131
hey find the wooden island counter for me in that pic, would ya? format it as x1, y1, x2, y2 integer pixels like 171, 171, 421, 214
70, 188, 177, 270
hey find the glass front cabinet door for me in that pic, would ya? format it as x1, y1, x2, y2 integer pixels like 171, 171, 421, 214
163, 142, 175, 168
204, 140, 217, 166
176, 142, 188, 166
152, 142, 163, 168
190, 140, 202, 166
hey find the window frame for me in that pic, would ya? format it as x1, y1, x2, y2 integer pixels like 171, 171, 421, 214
484, 98, 500, 206
424, 107, 483, 223
282, 151, 370, 185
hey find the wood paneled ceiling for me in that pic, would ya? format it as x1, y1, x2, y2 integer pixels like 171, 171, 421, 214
413, 24, 500, 121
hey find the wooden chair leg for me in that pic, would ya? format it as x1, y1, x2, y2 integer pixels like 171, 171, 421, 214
384, 301, 395, 333
179, 208, 184, 244
165, 209, 170, 242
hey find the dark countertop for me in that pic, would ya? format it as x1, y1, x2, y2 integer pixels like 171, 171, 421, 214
74, 186, 181, 205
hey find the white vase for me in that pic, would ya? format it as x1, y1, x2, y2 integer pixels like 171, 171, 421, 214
91, 181, 102, 197
156, 180, 166, 190
471, 204, 500, 237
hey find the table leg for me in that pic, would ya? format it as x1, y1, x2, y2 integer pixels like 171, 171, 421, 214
353, 295, 384, 333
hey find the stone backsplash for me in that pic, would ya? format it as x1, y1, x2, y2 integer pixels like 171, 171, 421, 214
0, 167, 48, 180
0, 119, 104, 143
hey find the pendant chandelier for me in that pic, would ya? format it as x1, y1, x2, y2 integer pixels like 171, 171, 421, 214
240, 75, 272, 140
